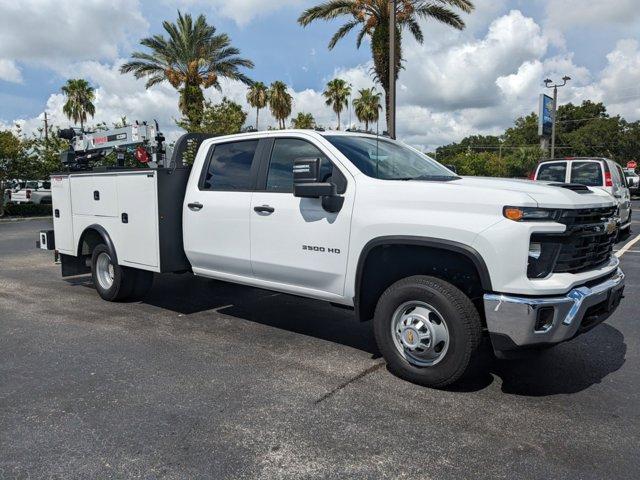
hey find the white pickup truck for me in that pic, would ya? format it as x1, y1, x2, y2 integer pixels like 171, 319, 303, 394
43, 130, 626, 387
9, 180, 52, 205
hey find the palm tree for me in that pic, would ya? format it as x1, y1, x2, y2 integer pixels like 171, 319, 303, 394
61, 79, 96, 131
299, 0, 474, 127
268, 81, 293, 129
353, 87, 382, 131
120, 11, 254, 126
291, 112, 316, 129
246, 82, 269, 130
323, 78, 351, 130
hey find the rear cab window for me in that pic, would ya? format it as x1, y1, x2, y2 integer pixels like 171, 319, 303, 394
536, 162, 567, 182
570, 161, 603, 187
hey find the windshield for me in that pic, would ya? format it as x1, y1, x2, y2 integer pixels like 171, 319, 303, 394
325, 135, 457, 181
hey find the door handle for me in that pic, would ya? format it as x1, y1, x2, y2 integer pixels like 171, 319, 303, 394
188, 202, 203, 211
254, 205, 275, 214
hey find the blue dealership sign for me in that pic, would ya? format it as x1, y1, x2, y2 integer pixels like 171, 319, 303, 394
538, 94, 553, 137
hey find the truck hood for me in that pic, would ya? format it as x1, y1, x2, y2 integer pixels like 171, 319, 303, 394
446, 177, 616, 209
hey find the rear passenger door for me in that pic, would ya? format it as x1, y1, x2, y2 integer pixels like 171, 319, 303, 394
183, 139, 261, 277
250, 137, 354, 297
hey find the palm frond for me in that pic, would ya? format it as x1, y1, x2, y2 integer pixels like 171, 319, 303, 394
298, 0, 356, 26
406, 18, 424, 44
415, 4, 465, 29
328, 20, 359, 49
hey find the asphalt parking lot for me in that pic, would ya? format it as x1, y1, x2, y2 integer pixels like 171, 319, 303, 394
1, 204, 640, 479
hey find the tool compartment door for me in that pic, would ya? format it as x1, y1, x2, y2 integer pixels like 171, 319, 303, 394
70, 174, 119, 217
50, 175, 74, 254
116, 172, 160, 269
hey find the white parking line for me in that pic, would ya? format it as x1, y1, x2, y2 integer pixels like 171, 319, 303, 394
615, 233, 640, 258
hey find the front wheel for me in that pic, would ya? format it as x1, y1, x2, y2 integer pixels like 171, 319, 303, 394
373, 275, 482, 388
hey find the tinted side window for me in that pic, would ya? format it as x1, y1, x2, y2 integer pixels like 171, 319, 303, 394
267, 138, 333, 193
570, 162, 603, 187
201, 140, 258, 191
537, 163, 566, 182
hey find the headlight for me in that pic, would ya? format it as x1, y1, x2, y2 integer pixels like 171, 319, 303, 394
503, 206, 561, 222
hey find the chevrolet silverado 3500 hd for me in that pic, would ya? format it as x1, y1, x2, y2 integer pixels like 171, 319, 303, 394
42, 130, 625, 387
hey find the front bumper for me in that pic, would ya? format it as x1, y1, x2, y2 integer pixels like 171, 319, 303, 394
484, 269, 625, 354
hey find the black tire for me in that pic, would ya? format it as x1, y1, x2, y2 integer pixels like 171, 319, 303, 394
91, 244, 136, 302
373, 275, 482, 388
128, 269, 154, 301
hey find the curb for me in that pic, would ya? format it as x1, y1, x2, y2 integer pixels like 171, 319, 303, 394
0, 216, 52, 224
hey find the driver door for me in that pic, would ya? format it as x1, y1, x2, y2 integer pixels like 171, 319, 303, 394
250, 137, 354, 297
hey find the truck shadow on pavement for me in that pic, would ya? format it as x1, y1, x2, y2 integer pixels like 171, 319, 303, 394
68, 272, 628, 397
143, 273, 628, 397
140, 273, 379, 355
449, 324, 627, 396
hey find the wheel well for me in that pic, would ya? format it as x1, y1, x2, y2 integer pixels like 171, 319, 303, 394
356, 243, 488, 322
77, 226, 117, 264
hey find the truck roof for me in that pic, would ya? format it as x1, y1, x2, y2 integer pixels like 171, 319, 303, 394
539, 157, 612, 163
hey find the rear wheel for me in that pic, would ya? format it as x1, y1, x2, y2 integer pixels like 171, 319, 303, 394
91, 244, 135, 301
373, 275, 482, 388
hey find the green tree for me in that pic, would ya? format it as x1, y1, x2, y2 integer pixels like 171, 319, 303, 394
299, 0, 473, 127
503, 113, 539, 148
246, 82, 269, 130
291, 112, 316, 129
504, 147, 540, 178
178, 97, 247, 136
268, 81, 293, 129
436, 134, 501, 162
121, 11, 254, 127
61, 79, 96, 130
556, 100, 608, 134
352, 87, 381, 131
323, 78, 351, 130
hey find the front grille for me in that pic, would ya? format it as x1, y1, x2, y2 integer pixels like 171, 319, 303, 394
558, 206, 617, 227
534, 207, 617, 275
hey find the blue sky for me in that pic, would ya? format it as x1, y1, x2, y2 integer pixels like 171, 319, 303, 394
1, 0, 639, 148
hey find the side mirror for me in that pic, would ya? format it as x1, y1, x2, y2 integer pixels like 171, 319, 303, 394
445, 164, 458, 174
293, 157, 344, 213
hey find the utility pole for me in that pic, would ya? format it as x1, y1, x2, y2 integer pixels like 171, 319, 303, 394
388, 0, 396, 139
544, 76, 571, 159
44, 112, 49, 140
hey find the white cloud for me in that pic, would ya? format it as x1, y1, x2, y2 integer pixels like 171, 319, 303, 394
0, 59, 22, 83
0, 0, 147, 71
399, 10, 548, 112
571, 39, 640, 120
6, 7, 640, 154
545, 0, 640, 28
165, 0, 307, 26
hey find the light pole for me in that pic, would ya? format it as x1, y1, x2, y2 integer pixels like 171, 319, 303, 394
348, 83, 353, 129
388, 0, 396, 139
544, 76, 571, 159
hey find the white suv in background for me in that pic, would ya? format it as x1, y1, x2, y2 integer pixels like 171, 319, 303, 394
533, 157, 632, 234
